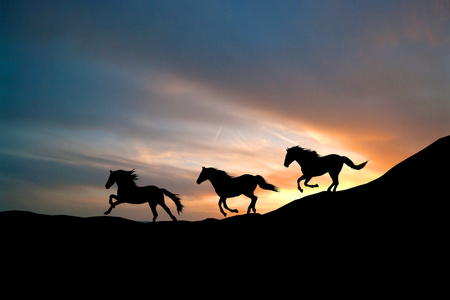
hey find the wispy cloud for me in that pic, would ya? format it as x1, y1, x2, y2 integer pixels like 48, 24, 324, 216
211, 123, 224, 144
1, 0, 449, 220
265, 129, 299, 146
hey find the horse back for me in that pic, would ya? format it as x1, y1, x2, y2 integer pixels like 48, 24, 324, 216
140, 185, 163, 197
231, 174, 257, 185
120, 185, 163, 204
303, 154, 343, 176
141, 185, 161, 192
224, 174, 257, 197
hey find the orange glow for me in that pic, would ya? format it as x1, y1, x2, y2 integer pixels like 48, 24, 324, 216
3, 0, 449, 224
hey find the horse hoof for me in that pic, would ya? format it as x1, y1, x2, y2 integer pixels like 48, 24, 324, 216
233, 209, 239, 213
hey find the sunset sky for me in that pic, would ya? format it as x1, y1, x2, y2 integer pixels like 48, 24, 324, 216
1, 0, 449, 221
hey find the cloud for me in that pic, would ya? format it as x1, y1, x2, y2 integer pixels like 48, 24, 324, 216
1, 0, 449, 220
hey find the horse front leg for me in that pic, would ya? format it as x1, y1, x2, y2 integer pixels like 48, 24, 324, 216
304, 177, 319, 188
109, 194, 117, 206
297, 175, 306, 193
218, 197, 227, 217
222, 198, 239, 214
104, 194, 120, 215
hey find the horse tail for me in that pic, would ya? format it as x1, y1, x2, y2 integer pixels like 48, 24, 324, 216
161, 189, 184, 214
255, 175, 279, 192
342, 156, 368, 170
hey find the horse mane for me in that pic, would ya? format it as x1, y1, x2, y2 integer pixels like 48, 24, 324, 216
288, 146, 320, 159
209, 168, 233, 180
115, 169, 138, 183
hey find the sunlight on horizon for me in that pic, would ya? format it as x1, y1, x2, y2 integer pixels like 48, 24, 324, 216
2, 118, 384, 222
3, 1, 446, 220
74, 126, 384, 222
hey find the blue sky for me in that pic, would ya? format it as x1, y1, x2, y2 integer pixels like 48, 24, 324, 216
1, 0, 449, 220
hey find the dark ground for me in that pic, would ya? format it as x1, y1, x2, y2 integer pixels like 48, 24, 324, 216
1, 136, 448, 294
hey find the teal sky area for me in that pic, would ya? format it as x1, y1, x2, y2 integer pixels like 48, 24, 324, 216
1, 1, 449, 221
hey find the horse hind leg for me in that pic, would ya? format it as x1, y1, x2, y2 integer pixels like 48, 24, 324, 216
244, 192, 258, 214
250, 196, 258, 214
328, 171, 340, 192
149, 203, 158, 222
159, 201, 177, 221
332, 179, 339, 192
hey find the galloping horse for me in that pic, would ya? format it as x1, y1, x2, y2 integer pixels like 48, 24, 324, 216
196, 167, 278, 217
284, 147, 367, 193
104, 169, 183, 222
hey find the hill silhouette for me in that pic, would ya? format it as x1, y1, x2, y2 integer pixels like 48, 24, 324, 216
265, 135, 449, 228
2, 136, 449, 233
2, 136, 448, 289
1, 136, 448, 265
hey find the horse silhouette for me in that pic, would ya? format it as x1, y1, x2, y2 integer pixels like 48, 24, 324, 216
284, 147, 367, 193
104, 169, 183, 222
196, 167, 278, 217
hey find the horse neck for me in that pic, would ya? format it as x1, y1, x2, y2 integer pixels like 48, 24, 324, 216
116, 178, 136, 190
207, 173, 229, 191
295, 155, 315, 167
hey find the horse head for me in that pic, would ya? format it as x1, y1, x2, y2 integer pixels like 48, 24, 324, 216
105, 169, 137, 189
196, 167, 208, 184
285, 146, 318, 167
284, 147, 296, 167
105, 170, 116, 189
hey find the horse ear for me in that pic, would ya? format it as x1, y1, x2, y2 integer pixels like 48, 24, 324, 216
110, 170, 112, 173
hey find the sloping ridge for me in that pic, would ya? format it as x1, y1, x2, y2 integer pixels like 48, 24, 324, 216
1, 136, 448, 232
264, 135, 450, 224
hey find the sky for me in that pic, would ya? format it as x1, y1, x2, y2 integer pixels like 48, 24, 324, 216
1, 0, 449, 221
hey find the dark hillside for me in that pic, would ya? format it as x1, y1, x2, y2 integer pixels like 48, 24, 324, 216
1, 136, 448, 261
265, 135, 450, 229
